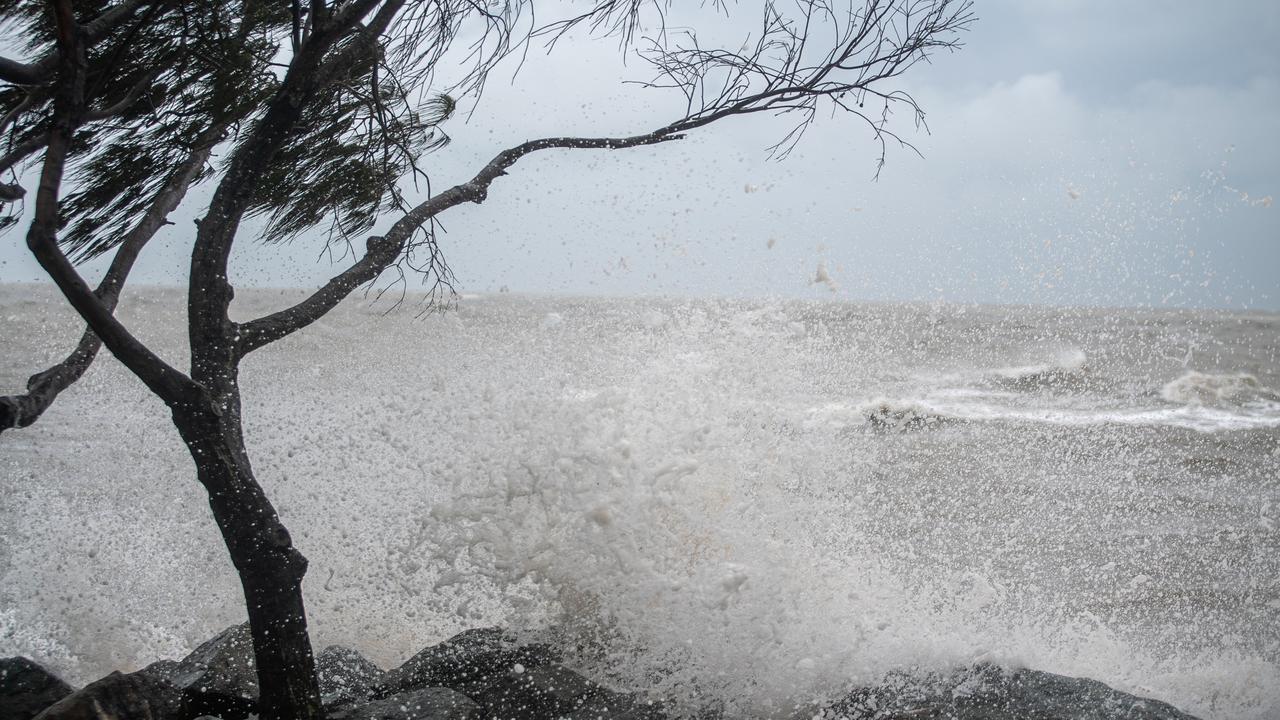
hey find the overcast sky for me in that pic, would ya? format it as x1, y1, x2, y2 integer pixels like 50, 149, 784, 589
2, 0, 1277, 309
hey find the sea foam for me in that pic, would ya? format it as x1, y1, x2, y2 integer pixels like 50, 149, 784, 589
1, 288, 1276, 719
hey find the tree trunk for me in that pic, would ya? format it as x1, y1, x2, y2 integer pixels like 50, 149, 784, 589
171, 400, 322, 720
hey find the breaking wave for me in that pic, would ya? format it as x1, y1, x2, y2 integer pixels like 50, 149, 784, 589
1160, 371, 1280, 407
860, 399, 962, 431
3, 289, 1277, 719
986, 348, 1091, 392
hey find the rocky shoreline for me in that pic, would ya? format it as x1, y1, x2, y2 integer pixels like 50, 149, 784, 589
2, 625, 1203, 719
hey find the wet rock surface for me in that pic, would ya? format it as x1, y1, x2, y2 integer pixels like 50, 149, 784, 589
164, 623, 258, 719
328, 687, 480, 720
819, 663, 1202, 720
472, 663, 637, 719
1, 656, 74, 720
32, 669, 180, 720
10, 626, 1207, 720
376, 627, 556, 699
317, 645, 384, 708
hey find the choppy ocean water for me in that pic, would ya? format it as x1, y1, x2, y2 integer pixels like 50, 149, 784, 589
1, 285, 1277, 718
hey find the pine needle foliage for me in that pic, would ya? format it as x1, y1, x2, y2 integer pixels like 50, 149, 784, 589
1, 0, 461, 257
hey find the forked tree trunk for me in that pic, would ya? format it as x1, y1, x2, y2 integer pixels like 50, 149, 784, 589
171, 400, 323, 720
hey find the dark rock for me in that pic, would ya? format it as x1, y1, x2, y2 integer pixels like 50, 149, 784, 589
167, 623, 258, 719
476, 663, 638, 720
0, 657, 74, 720
822, 663, 1202, 720
32, 670, 180, 720
565, 703, 670, 720
317, 645, 383, 708
327, 687, 479, 720
137, 659, 181, 685
376, 628, 556, 698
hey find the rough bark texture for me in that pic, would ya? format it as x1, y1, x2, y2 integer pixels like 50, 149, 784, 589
171, 400, 322, 720
18, 7, 323, 717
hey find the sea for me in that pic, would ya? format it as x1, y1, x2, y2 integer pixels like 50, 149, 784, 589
1, 284, 1277, 718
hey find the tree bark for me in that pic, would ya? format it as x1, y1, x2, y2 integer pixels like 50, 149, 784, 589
2, 125, 220, 432
171, 395, 322, 720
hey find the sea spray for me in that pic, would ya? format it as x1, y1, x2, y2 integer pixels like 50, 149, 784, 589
1, 287, 1276, 718
1160, 371, 1280, 407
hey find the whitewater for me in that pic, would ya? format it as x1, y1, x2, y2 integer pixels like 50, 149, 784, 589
1, 285, 1277, 719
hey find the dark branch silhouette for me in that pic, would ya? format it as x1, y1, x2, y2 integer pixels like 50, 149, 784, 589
1, 122, 223, 430
3, 2, 973, 717
237, 129, 685, 354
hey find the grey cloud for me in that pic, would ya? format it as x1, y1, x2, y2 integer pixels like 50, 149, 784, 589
1, 1, 1276, 309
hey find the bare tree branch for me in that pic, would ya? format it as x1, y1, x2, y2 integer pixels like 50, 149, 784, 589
0, 56, 45, 86
0, 134, 50, 176
0, 0, 156, 85
24, 0, 199, 409
237, 128, 685, 354
85, 67, 160, 120
6, 3, 975, 717
1, 122, 222, 431
231, 1, 975, 354
635, 0, 974, 162
187, 0, 402, 386
0, 70, 159, 182
310, 0, 330, 34
235, 234, 403, 355
0, 93, 34, 135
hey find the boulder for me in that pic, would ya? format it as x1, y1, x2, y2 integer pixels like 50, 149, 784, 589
475, 662, 638, 720
822, 663, 1202, 720
32, 670, 180, 720
317, 645, 383, 708
376, 628, 555, 698
137, 660, 181, 685
166, 623, 258, 719
327, 687, 479, 720
564, 704, 671, 720
0, 657, 74, 720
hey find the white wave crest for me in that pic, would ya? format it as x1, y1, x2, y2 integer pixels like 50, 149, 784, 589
860, 399, 961, 431
988, 349, 1089, 391
1160, 371, 1280, 407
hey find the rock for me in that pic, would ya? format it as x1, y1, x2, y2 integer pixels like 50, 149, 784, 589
821, 663, 1202, 720
32, 670, 180, 720
327, 687, 479, 720
0, 657, 74, 720
377, 628, 555, 698
317, 645, 382, 708
475, 663, 637, 720
137, 660, 181, 685
167, 623, 258, 719
565, 704, 670, 720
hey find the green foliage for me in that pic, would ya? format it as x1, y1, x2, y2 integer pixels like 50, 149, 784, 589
1, 0, 456, 258
244, 38, 455, 244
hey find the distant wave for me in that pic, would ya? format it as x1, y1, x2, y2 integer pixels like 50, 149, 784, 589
986, 349, 1090, 392
893, 384, 1280, 433
1160, 371, 1280, 407
860, 399, 962, 432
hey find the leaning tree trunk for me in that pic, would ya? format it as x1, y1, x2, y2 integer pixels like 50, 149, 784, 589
171, 391, 323, 720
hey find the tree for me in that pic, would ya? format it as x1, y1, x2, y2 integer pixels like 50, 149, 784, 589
0, 1, 973, 718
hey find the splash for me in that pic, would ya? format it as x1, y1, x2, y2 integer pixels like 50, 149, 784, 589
986, 348, 1090, 391
1, 288, 1276, 719
1161, 371, 1280, 407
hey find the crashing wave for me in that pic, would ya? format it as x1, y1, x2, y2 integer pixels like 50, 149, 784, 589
1160, 371, 1280, 407
862, 399, 961, 431
987, 349, 1089, 391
